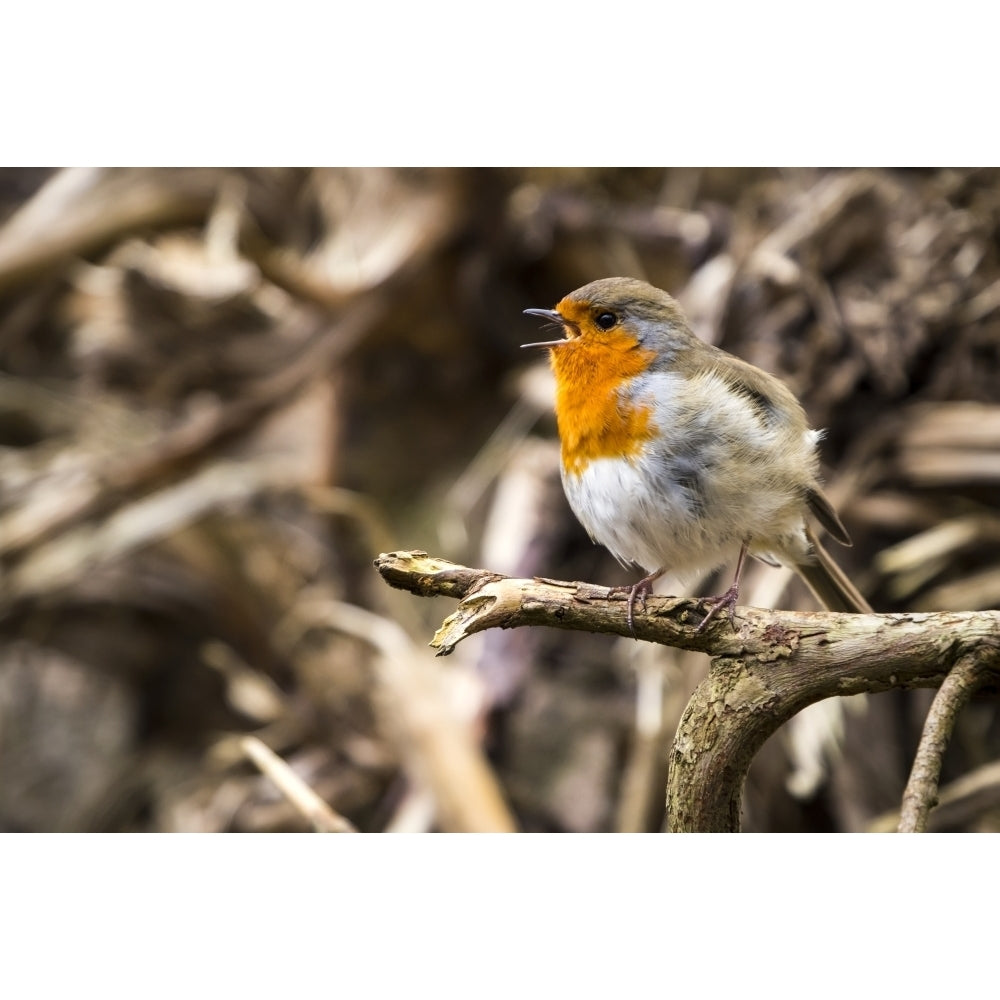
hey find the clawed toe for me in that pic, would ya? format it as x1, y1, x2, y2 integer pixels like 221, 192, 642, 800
609, 572, 661, 638
626, 579, 655, 636
697, 584, 740, 633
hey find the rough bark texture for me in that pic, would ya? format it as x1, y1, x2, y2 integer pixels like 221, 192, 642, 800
375, 551, 1000, 832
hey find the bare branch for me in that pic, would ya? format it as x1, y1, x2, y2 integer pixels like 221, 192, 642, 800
375, 550, 1000, 832
376, 551, 721, 654
898, 653, 987, 832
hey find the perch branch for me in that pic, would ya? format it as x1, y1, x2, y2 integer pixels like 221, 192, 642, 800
374, 550, 1000, 832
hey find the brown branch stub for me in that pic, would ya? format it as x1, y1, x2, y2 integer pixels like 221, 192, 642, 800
897, 652, 990, 833
374, 550, 726, 653
374, 550, 1000, 832
374, 550, 504, 601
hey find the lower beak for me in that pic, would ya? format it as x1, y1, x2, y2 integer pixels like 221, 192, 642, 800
522, 307, 569, 348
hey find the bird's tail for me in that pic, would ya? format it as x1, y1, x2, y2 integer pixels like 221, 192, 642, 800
795, 526, 872, 614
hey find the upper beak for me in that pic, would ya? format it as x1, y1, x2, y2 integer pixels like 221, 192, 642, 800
522, 307, 571, 348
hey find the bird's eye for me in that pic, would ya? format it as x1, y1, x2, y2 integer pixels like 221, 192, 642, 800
595, 311, 617, 330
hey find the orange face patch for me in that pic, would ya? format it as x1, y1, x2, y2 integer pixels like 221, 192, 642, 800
547, 316, 657, 476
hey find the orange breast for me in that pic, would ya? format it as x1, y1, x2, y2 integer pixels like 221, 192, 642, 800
549, 331, 657, 476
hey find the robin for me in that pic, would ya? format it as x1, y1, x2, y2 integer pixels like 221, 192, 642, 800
523, 276, 871, 633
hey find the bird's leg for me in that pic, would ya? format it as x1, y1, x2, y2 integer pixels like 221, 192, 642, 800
697, 543, 749, 633
610, 568, 665, 637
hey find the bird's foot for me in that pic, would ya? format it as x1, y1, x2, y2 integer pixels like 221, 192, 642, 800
696, 583, 740, 633
609, 573, 660, 638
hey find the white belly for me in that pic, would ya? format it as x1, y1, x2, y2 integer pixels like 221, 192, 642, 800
562, 453, 741, 575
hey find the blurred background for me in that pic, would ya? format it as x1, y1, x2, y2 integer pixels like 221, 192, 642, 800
0, 166, 998, 832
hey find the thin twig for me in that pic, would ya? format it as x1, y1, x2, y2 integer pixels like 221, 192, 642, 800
241, 735, 356, 833
897, 653, 985, 832
870, 758, 1000, 832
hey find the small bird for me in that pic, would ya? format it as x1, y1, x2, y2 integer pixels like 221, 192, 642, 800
523, 276, 871, 633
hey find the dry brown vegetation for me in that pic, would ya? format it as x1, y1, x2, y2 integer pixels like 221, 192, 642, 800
1, 167, 998, 832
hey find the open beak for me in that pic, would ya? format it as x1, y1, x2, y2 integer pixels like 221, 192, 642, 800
522, 307, 572, 348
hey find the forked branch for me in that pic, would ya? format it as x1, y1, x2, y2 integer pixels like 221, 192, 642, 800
374, 550, 1000, 832
897, 652, 988, 832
